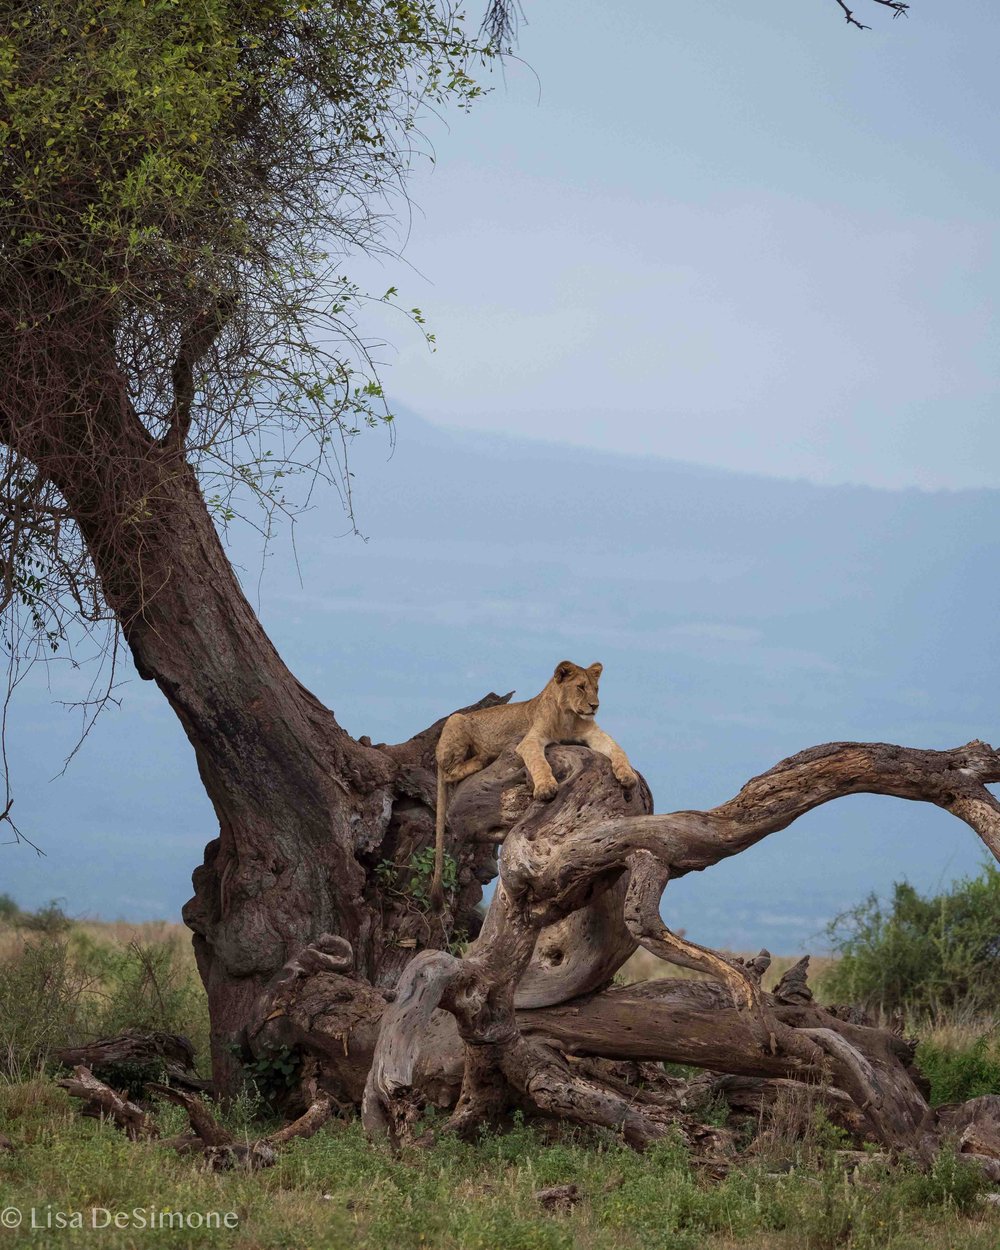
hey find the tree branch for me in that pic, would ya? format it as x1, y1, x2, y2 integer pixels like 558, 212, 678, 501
362, 736, 1000, 1154
834, 0, 909, 30
162, 298, 234, 450
57, 1066, 159, 1140
512, 740, 1000, 915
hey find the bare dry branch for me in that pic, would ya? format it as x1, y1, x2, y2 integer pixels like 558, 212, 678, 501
835, 0, 909, 29
57, 1066, 159, 1140
145, 1084, 233, 1148
357, 737, 1000, 1157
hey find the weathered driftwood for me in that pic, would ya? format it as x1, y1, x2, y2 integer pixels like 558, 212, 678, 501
58, 1066, 333, 1169
56, 1066, 159, 1140
260, 953, 934, 1154
147, 1081, 334, 1167
81, 704, 1000, 1169
350, 736, 1000, 1159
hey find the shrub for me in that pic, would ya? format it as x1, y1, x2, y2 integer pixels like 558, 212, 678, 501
0, 936, 92, 1079
0, 926, 210, 1083
820, 863, 1000, 1015
916, 1033, 1000, 1105
0, 893, 23, 922
81, 937, 208, 1051
21, 899, 72, 935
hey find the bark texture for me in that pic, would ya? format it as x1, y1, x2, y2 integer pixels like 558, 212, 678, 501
1, 353, 499, 1091
351, 738, 1000, 1160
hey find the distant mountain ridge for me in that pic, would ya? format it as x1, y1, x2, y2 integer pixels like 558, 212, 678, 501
7, 407, 999, 951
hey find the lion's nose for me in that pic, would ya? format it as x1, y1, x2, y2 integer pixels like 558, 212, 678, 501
590, 702, 599, 712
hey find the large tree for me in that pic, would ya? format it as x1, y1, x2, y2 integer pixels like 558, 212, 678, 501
10, 0, 998, 1174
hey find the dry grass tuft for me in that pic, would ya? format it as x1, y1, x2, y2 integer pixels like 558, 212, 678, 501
619, 946, 836, 994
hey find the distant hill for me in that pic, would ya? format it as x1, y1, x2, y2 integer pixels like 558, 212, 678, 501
7, 408, 999, 951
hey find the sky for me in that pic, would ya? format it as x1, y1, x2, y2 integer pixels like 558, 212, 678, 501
353, 0, 1000, 488
4, 0, 1000, 952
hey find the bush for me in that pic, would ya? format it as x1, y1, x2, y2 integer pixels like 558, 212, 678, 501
917, 1033, 1000, 1105
0, 936, 92, 1080
0, 893, 23, 922
21, 899, 72, 935
0, 925, 210, 1083
820, 864, 1000, 1015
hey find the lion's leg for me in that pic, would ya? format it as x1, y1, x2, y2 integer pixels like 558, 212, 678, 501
515, 733, 558, 801
436, 714, 473, 772
445, 754, 490, 783
580, 724, 638, 789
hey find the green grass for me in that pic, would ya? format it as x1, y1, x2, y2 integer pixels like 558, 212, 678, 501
0, 1084, 998, 1250
2, 903, 999, 1249
917, 1032, 1000, 1106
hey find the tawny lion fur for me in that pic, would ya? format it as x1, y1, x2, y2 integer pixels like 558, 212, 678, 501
431, 660, 638, 910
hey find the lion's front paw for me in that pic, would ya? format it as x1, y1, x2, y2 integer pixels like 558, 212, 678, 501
615, 765, 638, 790
533, 777, 559, 802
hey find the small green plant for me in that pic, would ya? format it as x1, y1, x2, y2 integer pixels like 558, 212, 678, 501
897, 1144, 990, 1212
376, 848, 458, 910
810, 1107, 852, 1155
917, 1032, 1000, 1105
244, 1045, 301, 1108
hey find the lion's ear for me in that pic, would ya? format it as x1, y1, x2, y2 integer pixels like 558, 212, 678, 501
588, 662, 603, 679
553, 660, 576, 683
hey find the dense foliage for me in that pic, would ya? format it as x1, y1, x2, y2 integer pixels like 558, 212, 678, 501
2, 0, 483, 334
821, 864, 1000, 1016
0, 0, 490, 657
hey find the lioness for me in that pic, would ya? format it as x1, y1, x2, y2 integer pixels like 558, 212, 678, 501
431, 660, 638, 910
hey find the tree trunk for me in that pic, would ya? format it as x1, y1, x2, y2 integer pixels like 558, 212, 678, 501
80, 460, 399, 1085
2, 358, 450, 1089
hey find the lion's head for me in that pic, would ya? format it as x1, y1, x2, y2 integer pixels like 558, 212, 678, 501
551, 660, 603, 719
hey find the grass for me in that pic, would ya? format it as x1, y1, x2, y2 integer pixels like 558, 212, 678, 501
619, 946, 837, 992
1, 902, 999, 1249
1, 1086, 998, 1250
916, 1025, 1000, 1106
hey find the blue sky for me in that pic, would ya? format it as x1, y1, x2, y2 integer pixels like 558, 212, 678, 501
354, 0, 1000, 487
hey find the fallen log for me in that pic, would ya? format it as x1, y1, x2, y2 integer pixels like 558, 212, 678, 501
54, 1030, 211, 1093
56, 1066, 158, 1140
63, 726, 1000, 1173
58, 1066, 333, 1170
356, 737, 1000, 1159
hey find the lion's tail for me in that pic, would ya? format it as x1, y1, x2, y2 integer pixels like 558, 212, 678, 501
430, 766, 447, 912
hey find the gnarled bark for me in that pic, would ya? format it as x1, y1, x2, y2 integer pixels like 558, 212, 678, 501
349, 737, 1000, 1162
56, 721, 1000, 1174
